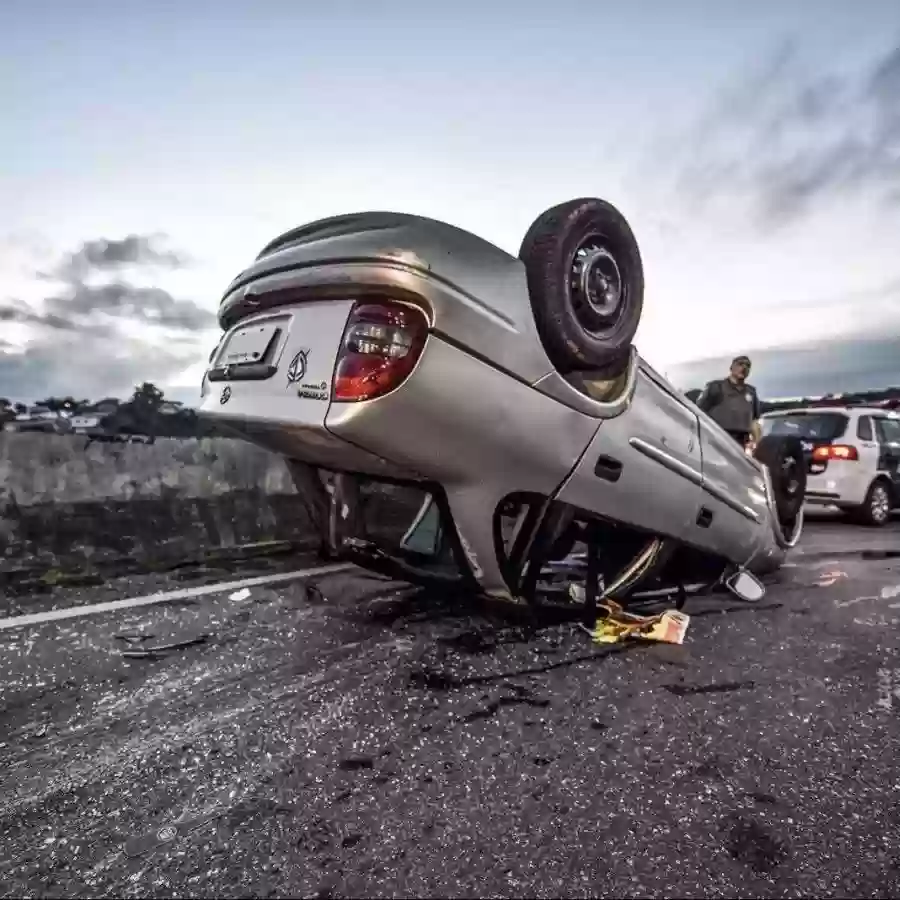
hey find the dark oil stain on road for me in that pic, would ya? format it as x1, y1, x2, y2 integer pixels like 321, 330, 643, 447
663, 680, 756, 696
726, 814, 792, 873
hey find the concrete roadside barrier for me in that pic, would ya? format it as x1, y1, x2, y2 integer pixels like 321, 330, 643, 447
0, 434, 419, 578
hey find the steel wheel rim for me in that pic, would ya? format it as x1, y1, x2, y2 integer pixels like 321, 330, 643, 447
569, 236, 625, 335
782, 457, 801, 497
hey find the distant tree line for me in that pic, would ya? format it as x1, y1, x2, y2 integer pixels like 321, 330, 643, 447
3, 380, 898, 442
0, 382, 231, 440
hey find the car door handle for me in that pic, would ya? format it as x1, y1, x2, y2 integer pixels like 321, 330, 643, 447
594, 455, 623, 482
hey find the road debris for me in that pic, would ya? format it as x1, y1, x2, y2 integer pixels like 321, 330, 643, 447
664, 680, 755, 696
114, 632, 154, 644
124, 807, 224, 858
814, 570, 848, 588
640, 610, 691, 644
337, 753, 375, 771
229, 588, 252, 602
875, 668, 900, 711
115, 634, 209, 659
577, 598, 690, 646
839, 583, 900, 608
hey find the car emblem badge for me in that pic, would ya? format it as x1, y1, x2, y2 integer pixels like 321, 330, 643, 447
220, 386, 232, 404
287, 349, 309, 385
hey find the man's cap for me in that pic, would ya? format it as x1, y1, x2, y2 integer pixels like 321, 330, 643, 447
732, 355, 751, 366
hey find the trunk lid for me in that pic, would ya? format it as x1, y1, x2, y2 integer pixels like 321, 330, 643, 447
199, 297, 354, 437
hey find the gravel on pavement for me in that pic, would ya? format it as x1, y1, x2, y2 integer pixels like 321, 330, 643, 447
1, 515, 899, 899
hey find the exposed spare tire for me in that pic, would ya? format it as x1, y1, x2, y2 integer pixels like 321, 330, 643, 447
753, 434, 806, 527
518, 197, 644, 375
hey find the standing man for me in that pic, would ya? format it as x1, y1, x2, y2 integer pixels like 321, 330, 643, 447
695, 355, 762, 448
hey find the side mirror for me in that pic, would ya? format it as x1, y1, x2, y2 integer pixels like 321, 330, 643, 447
724, 569, 766, 603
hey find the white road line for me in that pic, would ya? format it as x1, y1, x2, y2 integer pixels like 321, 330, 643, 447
0, 563, 355, 631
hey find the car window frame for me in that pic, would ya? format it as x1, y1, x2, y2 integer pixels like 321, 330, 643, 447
857, 415, 874, 442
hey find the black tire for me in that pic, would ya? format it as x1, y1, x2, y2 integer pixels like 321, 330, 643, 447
849, 479, 892, 527
753, 434, 806, 525
519, 198, 644, 375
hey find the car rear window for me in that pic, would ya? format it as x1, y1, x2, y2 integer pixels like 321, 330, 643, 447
762, 412, 849, 441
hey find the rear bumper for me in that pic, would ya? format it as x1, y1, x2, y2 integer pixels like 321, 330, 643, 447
200, 414, 417, 481
805, 466, 871, 507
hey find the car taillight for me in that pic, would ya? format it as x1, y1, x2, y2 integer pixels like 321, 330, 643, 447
812, 444, 858, 461
332, 300, 429, 402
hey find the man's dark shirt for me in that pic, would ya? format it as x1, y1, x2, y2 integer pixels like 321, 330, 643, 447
696, 377, 760, 433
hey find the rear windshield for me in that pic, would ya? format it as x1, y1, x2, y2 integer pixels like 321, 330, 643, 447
762, 412, 849, 441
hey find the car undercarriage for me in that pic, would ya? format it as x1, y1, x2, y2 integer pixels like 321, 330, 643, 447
290, 464, 776, 622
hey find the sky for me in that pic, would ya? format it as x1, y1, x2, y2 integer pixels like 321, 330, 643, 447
1, 0, 900, 404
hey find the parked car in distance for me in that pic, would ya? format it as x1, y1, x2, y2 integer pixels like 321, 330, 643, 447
761, 404, 900, 526
8, 405, 72, 434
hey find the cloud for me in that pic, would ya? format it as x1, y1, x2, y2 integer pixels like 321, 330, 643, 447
1, 283, 214, 332
0, 335, 202, 403
666, 39, 900, 228
0, 232, 215, 402
48, 233, 188, 281
0, 303, 78, 332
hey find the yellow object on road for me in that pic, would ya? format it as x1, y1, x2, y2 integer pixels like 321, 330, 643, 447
637, 609, 690, 645
578, 598, 690, 646
584, 619, 635, 644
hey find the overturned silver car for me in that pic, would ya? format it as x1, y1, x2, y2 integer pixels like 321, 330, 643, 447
199, 198, 806, 612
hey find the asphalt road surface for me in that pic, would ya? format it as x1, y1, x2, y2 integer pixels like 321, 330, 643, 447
2, 514, 900, 899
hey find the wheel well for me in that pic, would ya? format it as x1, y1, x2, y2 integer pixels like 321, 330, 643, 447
870, 475, 895, 502
492, 493, 728, 600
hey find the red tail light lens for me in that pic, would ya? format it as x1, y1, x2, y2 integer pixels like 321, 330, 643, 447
333, 300, 428, 402
812, 444, 859, 461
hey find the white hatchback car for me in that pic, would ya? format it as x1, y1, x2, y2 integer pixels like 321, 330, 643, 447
760, 405, 900, 526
